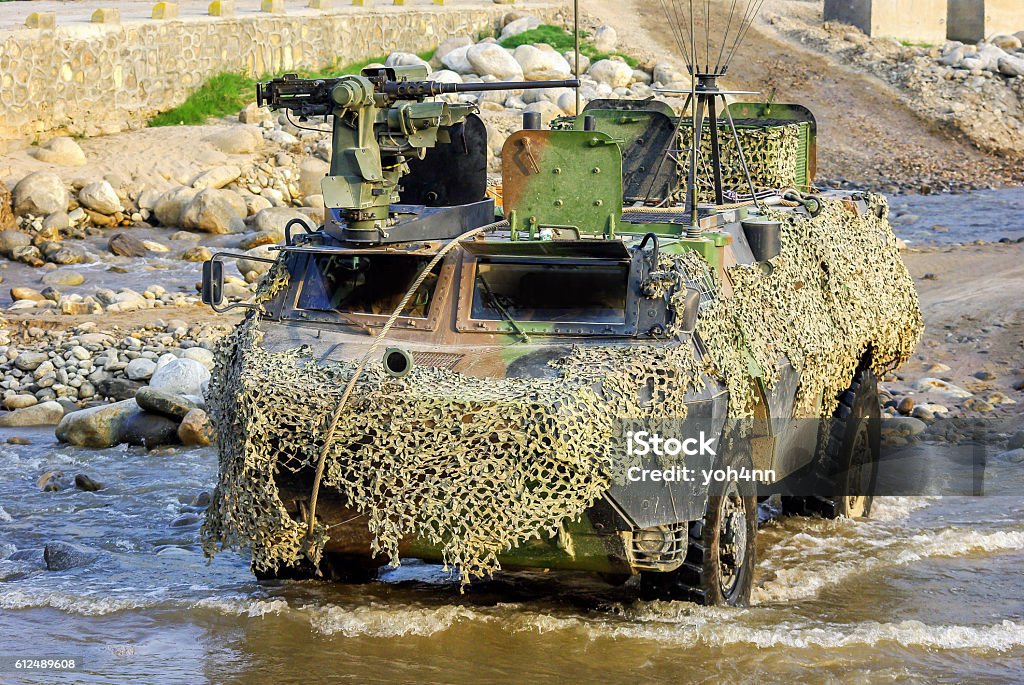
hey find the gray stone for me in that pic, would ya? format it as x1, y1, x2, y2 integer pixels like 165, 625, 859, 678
181, 188, 247, 234
153, 187, 200, 227
136, 386, 197, 420
236, 244, 275, 278
148, 358, 210, 397
435, 35, 473, 62
74, 473, 104, 491
119, 411, 181, 448
592, 24, 618, 52
0, 230, 32, 255
499, 15, 541, 40
882, 416, 928, 437
42, 211, 70, 231
203, 126, 263, 154
0, 401, 64, 426
182, 347, 215, 369
78, 181, 122, 215
41, 269, 85, 287
995, 448, 1024, 463
44, 542, 97, 571
107, 232, 149, 257
32, 137, 87, 166
440, 45, 475, 74
997, 55, 1024, 77
13, 351, 48, 372
96, 377, 145, 401
251, 205, 308, 236
13, 171, 69, 217
125, 357, 157, 381
385, 52, 432, 71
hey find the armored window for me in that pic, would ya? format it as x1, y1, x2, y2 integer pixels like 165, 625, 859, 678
297, 254, 442, 318
470, 259, 629, 324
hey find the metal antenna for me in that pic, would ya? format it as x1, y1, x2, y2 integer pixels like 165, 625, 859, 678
645, 0, 768, 223
574, 0, 581, 116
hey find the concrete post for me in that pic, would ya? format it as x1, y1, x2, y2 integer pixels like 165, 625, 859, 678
25, 12, 57, 29
152, 2, 180, 19
209, 0, 236, 16
824, 0, 948, 44
948, 0, 1024, 42
261, 0, 286, 13
91, 8, 122, 23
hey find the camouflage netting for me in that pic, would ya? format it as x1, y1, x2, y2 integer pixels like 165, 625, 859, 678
685, 194, 923, 418
201, 194, 922, 582
200, 269, 704, 580
678, 123, 803, 200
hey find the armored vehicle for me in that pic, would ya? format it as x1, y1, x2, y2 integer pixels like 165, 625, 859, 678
200, 60, 922, 606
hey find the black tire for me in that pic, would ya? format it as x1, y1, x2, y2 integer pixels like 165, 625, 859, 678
253, 553, 380, 583
640, 444, 758, 606
782, 367, 880, 519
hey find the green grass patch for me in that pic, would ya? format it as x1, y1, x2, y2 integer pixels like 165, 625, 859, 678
149, 72, 255, 127
499, 24, 638, 69
148, 51, 435, 127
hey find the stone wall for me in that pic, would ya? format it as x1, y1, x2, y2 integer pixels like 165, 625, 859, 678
0, 4, 563, 142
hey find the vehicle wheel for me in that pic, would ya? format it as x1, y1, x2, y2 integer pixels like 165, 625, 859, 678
253, 553, 380, 583
781, 367, 880, 519
640, 447, 758, 606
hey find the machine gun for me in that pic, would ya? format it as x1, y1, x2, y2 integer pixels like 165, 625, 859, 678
257, 65, 579, 242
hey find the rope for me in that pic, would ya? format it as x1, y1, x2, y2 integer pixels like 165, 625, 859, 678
304, 220, 509, 541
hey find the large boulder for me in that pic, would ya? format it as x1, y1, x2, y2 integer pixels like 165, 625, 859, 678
136, 386, 197, 420
153, 187, 200, 227
467, 43, 524, 81
41, 269, 85, 287
55, 398, 140, 448
0, 401, 65, 427
125, 357, 157, 381
13, 171, 69, 217
178, 408, 214, 447
440, 45, 475, 75
108, 232, 150, 257
0, 230, 32, 256
191, 165, 242, 190
298, 158, 330, 198
434, 36, 473, 63
181, 189, 247, 234
236, 244, 275, 277
32, 137, 87, 166
385, 52, 431, 72
500, 15, 541, 40
44, 542, 98, 571
252, 206, 309, 235
203, 126, 263, 154
148, 358, 211, 397
13, 351, 48, 372
588, 59, 634, 88
119, 412, 181, 448
78, 181, 122, 215
513, 45, 572, 80
591, 25, 618, 52
96, 377, 145, 401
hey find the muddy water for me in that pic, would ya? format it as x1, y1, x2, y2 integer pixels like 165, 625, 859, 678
1, 427, 1022, 684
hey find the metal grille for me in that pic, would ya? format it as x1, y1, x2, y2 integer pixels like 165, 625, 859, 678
411, 351, 464, 370
629, 523, 688, 571
622, 209, 714, 225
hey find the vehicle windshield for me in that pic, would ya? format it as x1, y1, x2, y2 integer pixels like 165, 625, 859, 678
297, 253, 441, 318
471, 259, 629, 324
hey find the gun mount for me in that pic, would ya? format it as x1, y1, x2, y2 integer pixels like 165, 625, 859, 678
258, 65, 579, 243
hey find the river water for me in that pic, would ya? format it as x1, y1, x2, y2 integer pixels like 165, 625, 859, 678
2, 187, 1024, 684
1, 426, 1023, 684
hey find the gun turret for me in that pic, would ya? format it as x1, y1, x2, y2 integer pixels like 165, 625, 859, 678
255, 65, 578, 241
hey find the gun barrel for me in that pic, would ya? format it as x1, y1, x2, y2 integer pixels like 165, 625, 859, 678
446, 78, 581, 93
